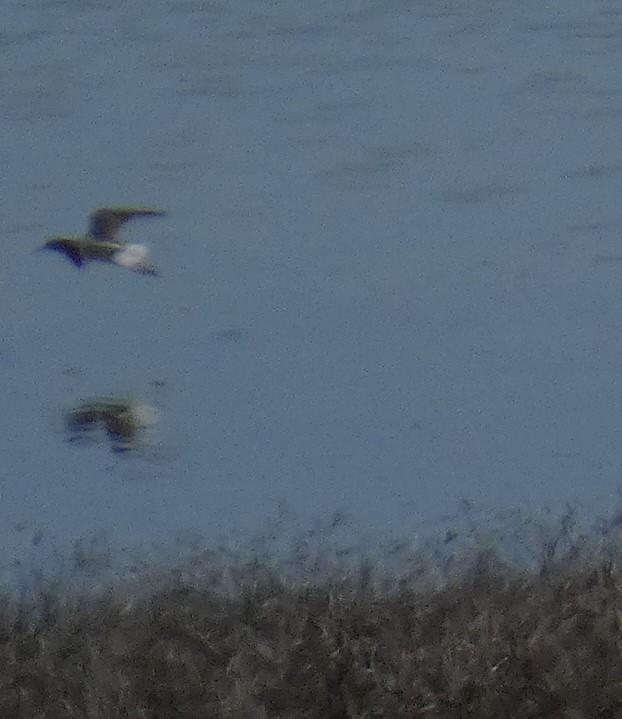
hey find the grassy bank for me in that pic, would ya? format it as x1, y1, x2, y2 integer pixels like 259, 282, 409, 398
4, 510, 622, 717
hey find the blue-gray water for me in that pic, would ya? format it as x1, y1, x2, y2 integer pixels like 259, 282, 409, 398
3, 0, 622, 571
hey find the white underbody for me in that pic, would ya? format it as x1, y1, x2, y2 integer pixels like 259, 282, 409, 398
112, 243, 156, 274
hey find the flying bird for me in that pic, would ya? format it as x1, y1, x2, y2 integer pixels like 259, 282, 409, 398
40, 206, 164, 275
66, 396, 159, 452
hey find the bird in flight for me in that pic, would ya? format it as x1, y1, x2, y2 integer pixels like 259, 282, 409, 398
66, 396, 159, 452
40, 206, 165, 275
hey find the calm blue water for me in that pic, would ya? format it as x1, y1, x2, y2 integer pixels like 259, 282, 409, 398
3, 0, 622, 572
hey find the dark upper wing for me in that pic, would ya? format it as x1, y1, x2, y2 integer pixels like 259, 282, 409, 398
65, 246, 84, 267
89, 207, 166, 242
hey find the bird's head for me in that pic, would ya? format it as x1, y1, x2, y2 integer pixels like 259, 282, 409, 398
40, 236, 72, 252
38, 236, 84, 267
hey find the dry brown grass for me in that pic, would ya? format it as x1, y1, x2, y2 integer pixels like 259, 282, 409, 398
4, 513, 622, 718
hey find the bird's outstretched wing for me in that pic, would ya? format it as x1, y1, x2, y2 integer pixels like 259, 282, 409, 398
89, 207, 166, 243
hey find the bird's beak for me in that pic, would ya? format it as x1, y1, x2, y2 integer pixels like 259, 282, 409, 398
35, 241, 52, 253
